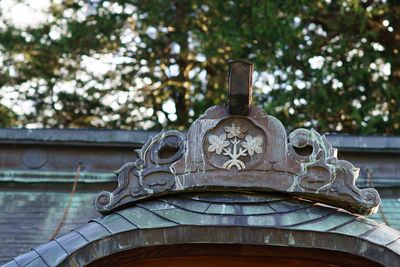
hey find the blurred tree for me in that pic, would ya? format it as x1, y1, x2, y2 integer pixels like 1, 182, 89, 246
0, 0, 398, 133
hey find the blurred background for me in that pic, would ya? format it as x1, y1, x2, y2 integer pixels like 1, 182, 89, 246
0, 0, 398, 134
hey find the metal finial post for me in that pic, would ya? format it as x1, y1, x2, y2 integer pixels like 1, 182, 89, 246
228, 60, 254, 116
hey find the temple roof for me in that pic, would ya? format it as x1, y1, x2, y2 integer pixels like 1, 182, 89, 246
1, 136, 400, 265
2, 60, 400, 266
4, 193, 400, 267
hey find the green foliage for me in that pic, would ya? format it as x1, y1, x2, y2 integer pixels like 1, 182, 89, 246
0, 0, 399, 134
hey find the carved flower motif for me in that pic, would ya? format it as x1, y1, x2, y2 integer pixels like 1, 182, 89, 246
241, 135, 263, 156
224, 121, 247, 139
208, 134, 229, 154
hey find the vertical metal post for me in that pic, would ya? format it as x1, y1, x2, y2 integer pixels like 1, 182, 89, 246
228, 60, 254, 116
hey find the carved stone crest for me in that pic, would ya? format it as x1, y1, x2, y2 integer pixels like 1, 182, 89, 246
95, 60, 381, 216
206, 119, 265, 170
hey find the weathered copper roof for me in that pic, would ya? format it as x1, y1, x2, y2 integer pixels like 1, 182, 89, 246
1, 175, 400, 264
0, 131, 399, 265
0, 128, 157, 147
0, 191, 98, 264
2, 60, 400, 266
3, 193, 400, 266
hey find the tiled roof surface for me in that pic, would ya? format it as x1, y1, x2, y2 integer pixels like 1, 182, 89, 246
0, 188, 399, 265
0, 190, 97, 264
371, 197, 400, 230
3, 193, 400, 267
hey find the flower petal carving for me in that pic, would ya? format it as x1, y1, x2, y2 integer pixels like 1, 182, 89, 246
241, 135, 263, 156
224, 121, 247, 138
208, 134, 229, 154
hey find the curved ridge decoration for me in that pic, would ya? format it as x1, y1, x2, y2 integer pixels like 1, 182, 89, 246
95, 105, 380, 215
95, 60, 380, 215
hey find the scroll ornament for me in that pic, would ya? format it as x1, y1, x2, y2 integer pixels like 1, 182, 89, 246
95, 60, 380, 215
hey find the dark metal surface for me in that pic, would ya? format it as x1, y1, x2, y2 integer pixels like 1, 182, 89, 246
228, 60, 253, 116
0, 143, 139, 179
0, 190, 98, 264
3, 193, 400, 267
0, 136, 398, 188
0, 128, 399, 152
326, 135, 400, 153
0, 128, 157, 147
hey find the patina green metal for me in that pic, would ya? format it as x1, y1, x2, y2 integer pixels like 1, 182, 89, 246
4, 193, 400, 267
0, 170, 114, 183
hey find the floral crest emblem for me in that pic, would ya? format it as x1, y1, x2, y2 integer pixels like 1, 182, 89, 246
207, 120, 263, 170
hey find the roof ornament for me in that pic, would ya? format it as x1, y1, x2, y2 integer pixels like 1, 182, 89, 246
208, 120, 263, 170
228, 59, 253, 115
95, 60, 380, 215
